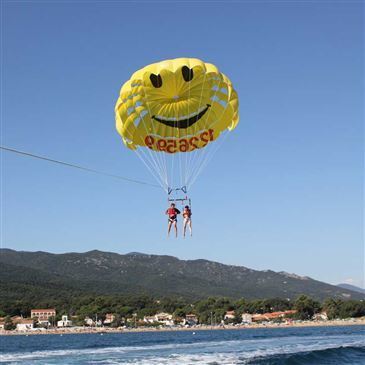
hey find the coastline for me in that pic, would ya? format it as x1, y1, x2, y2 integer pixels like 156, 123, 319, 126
2, 318, 365, 336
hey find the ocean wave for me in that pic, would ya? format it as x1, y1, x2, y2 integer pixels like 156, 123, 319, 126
245, 345, 365, 365
0, 338, 280, 362
87, 344, 365, 365
1, 336, 364, 364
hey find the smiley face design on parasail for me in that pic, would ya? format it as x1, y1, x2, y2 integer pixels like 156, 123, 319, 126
115, 58, 239, 153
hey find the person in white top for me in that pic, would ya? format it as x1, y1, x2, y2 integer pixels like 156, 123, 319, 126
183, 205, 192, 238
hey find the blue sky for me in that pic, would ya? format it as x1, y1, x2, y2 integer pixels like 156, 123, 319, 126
2, 1, 364, 288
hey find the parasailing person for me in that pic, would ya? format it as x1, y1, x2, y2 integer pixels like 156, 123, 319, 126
166, 203, 181, 238
183, 205, 192, 238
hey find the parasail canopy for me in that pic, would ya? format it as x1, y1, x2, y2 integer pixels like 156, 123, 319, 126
115, 58, 239, 192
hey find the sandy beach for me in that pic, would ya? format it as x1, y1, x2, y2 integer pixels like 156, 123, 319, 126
1, 318, 364, 336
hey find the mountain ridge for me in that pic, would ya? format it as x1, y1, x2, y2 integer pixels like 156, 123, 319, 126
0, 248, 363, 301
337, 283, 365, 295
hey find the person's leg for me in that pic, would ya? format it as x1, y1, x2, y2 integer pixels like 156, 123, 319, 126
174, 221, 178, 238
183, 218, 187, 237
189, 219, 192, 236
168, 220, 172, 236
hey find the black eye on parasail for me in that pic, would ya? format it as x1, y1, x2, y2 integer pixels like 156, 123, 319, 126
182, 66, 194, 82
150, 73, 162, 88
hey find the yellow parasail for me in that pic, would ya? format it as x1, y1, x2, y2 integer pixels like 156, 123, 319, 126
115, 58, 239, 154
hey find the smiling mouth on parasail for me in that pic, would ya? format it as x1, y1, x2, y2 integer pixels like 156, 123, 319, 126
152, 104, 211, 129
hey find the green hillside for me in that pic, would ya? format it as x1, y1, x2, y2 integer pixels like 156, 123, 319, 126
1, 248, 363, 305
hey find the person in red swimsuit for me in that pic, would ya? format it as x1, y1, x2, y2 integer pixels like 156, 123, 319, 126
166, 203, 181, 238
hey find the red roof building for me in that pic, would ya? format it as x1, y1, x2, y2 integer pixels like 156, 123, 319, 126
31, 309, 56, 321
252, 310, 296, 322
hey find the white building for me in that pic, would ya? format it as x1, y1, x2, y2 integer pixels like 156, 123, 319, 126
241, 313, 253, 324
313, 312, 328, 321
84, 317, 94, 326
155, 313, 174, 325
84, 317, 102, 326
143, 313, 174, 326
224, 311, 235, 320
183, 314, 198, 326
103, 313, 115, 325
57, 315, 73, 327
16, 319, 34, 331
143, 315, 155, 324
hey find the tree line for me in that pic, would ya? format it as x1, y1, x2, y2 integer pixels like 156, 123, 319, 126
1, 294, 364, 325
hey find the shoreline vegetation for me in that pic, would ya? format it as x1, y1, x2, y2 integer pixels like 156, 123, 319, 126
2, 295, 365, 337
2, 318, 365, 336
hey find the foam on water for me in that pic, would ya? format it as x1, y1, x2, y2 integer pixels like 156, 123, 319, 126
4, 343, 360, 365
1, 327, 365, 364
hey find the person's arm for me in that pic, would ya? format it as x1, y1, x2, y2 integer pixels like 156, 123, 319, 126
175, 208, 181, 214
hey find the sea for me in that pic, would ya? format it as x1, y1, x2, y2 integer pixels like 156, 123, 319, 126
1, 325, 364, 364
